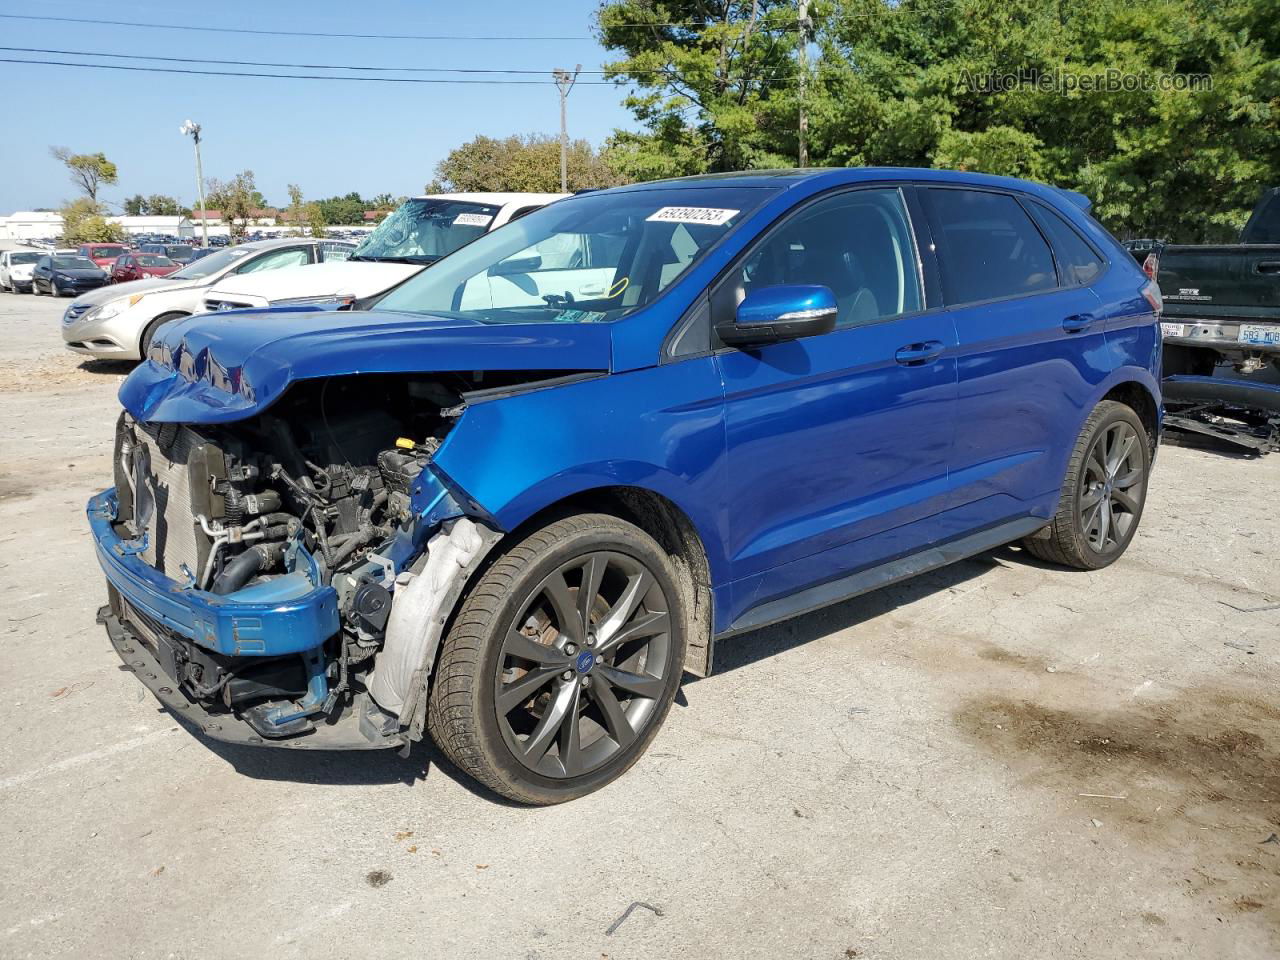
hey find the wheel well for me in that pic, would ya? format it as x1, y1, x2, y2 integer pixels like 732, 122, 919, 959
507, 486, 716, 676
1101, 381, 1158, 454
139, 311, 190, 356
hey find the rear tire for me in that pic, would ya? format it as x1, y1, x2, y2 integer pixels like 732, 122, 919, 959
1023, 400, 1150, 570
428, 513, 687, 805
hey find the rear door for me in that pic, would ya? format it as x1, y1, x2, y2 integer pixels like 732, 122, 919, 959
922, 187, 1106, 530
715, 186, 958, 622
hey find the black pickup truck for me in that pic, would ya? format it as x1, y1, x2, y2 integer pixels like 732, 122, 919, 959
1148, 188, 1280, 451
1153, 187, 1280, 376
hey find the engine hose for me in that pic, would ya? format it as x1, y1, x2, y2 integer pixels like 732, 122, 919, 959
223, 486, 245, 525
309, 505, 335, 567
211, 542, 286, 595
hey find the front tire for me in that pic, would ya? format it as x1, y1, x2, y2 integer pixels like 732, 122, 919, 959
428, 514, 687, 805
139, 312, 189, 358
1024, 400, 1150, 570
50, 280, 61, 297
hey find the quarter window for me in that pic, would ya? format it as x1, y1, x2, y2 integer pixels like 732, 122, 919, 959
718, 188, 924, 330
927, 189, 1056, 304
1026, 201, 1104, 287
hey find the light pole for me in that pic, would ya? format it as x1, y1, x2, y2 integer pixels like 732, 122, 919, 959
180, 120, 209, 248
552, 66, 581, 192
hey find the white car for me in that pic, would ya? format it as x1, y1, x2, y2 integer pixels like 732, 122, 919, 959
0, 250, 41, 293
61, 237, 356, 360
201, 192, 567, 312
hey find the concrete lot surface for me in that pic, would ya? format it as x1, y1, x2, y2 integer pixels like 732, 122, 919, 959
0, 287, 1277, 959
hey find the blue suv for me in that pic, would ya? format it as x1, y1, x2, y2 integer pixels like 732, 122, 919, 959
90, 168, 1161, 803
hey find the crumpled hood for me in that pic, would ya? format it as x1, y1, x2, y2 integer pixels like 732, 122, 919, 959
119, 308, 614, 423
70, 275, 186, 307
204, 261, 423, 304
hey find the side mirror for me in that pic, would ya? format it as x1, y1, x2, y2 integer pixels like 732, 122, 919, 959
716, 284, 838, 347
488, 255, 542, 278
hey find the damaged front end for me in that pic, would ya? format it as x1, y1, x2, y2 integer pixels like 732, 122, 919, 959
91, 372, 507, 749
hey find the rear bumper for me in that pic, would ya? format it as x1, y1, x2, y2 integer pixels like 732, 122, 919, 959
88, 488, 339, 656
1162, 318, 1280, 356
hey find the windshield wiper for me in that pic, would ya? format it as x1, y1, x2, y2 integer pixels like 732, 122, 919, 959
348, 254, 441, 265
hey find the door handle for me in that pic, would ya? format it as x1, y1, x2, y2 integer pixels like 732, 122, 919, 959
1062, 313, 1095, 333
1255, 260, 1280, 274
894, 340, 944, 365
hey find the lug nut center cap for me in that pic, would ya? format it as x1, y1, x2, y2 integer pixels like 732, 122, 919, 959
574, 650, 595, 674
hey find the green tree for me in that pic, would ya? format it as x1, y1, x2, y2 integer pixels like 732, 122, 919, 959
49, 147, 119, 202
205, 171, 261, 241
59, 198, 125, 244
810, 0, 1279, 240
286, 183, 307, 235
321, 192, 369, 225
143, 194, 185, 216
123, 194, 146, 216
597, 1, 803, 175
429, 134, 630, 192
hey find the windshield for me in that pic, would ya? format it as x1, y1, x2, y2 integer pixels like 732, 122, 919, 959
353, 198, 502, 263
170, 246, 253, 280
137, 255, 174, 266
90, 246, 127, 257
54, 256, 97, 270
373, 187, 776, 324
9, 253, 39, 265
166, 245, 194, 259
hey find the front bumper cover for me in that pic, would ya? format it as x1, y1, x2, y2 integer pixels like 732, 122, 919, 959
88, 489, 339, 656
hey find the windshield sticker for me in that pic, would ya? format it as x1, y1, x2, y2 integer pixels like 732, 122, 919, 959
553, 309, 607, 323
453, 213, 494, 227
646, 206, 739, 226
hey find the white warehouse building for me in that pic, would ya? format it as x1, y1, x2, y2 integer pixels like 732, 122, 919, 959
0, 211, 64, 241
109, 215, 195, 238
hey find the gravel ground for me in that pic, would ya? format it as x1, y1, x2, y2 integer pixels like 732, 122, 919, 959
0, 283, 1277, 960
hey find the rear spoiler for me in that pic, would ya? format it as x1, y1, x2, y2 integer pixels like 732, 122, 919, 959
1056, 188, 1092, 213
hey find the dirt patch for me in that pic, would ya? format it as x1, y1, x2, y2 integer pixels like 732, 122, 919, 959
0, 474, 34, 501
0, 356, 133, 392
954, 686, 1280, 933
975, 643, 1055, 673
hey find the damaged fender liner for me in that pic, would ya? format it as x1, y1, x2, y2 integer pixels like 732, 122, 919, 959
368, 517, 504, 740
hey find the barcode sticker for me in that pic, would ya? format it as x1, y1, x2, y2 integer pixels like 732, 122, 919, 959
646, 206, 740, 226
453, 213, 494, 227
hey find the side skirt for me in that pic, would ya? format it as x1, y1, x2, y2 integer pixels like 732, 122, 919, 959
716, 515, 1046, 640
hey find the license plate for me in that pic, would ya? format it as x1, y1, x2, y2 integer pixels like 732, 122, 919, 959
1238, 324, 1280, 346
1160, 322, 1186, 338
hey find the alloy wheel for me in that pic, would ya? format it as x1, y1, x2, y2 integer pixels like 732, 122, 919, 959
494, 551, 673, 779
1078, 420, 1144, 553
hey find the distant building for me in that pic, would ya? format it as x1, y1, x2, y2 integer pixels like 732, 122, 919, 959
190, 208, 280, 227
363, 210, 392, 222
110, 215, 195, 238
0, 210, 64, 241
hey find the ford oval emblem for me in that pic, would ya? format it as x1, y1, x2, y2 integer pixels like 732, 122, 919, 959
575, 650, 595, 674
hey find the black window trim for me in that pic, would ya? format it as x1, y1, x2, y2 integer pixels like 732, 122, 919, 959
1019, 196, 1109, 291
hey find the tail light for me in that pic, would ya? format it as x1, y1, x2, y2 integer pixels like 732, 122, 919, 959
1142, 278, 1162, 314
1141, 252, 1158, 281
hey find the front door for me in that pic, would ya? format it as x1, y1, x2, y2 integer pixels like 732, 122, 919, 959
714, 187, 958, 625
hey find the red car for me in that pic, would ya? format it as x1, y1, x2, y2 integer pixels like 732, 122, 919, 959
79, 243, 130, 272
110, 252, 181, 283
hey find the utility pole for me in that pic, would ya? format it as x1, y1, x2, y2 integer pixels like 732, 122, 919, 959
797, 0, 810, 168
180, 120, 209, 248
552, 65, 581, 192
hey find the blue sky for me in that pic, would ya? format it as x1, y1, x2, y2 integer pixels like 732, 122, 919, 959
0, 0, 636, 213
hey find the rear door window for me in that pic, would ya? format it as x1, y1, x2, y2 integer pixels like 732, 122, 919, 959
235, 247, 313, 274
1027, 201, 1104, 286
926, 188, 1056, 305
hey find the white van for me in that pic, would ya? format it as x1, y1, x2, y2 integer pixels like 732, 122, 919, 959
201, 192, 567, 312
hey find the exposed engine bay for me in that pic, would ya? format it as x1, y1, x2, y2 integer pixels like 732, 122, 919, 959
108, 373, 497, 743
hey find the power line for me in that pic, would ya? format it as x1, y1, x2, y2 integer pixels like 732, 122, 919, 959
0, 55, 800, 87
0, 11, 820, 41
0, 45, 664, 76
